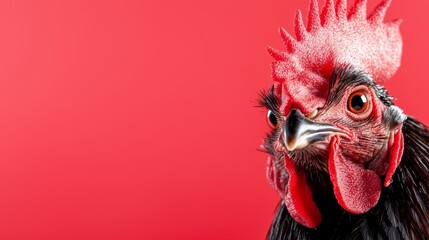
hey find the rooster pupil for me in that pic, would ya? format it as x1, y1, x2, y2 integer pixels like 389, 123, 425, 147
348, 91, 368, 113
352, 96, 365, 110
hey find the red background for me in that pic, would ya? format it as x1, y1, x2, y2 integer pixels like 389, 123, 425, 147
0, 0, 427, 239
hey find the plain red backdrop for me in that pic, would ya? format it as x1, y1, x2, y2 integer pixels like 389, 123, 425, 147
0, 0, 427, 239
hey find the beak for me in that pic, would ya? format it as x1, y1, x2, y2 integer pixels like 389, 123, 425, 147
282, 109, 345, 151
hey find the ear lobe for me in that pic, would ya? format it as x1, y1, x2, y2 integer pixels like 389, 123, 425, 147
384, 126, 404, 187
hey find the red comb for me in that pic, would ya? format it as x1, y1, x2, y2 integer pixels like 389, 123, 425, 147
268, 0, 402, 114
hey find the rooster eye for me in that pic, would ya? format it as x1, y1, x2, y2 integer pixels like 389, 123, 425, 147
347, 91, 369, 114
267, 110, 278, 129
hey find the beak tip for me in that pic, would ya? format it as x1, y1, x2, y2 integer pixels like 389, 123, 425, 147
285, 138, 307, 152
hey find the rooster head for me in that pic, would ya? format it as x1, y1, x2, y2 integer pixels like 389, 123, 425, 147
261, 0, 407, 229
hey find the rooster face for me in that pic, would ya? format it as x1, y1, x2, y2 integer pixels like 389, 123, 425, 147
261, 66, 406, 228
277, 67, 403, 171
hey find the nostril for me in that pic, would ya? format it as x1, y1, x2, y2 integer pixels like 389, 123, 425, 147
307, 109, 319, 119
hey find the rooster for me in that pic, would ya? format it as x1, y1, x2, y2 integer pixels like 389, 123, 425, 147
259, 0, 429, 239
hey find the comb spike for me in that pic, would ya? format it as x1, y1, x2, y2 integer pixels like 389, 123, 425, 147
307, 0, 321, 32
335, 0, 347, 20
279, 27, 297, 53
294, 10, 307, 41
321, 0, 336, 26
269, 0, 403, 90
368, 0, 391, 24
266, 46, 287, 61
349, 0, 367, 21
